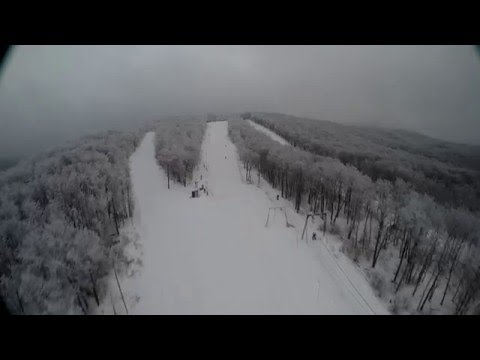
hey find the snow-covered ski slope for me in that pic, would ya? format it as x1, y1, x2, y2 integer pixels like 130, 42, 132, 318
123, 121, 388, 314
247, 119, 290, 146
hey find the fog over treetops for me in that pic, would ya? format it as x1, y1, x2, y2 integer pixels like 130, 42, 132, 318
1, 45, 480, 158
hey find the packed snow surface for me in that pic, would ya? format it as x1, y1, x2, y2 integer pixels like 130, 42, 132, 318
111, 121, 388, 314
247, 119, 290, 146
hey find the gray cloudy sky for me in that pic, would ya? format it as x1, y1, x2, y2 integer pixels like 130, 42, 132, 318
1, 45, 480, 158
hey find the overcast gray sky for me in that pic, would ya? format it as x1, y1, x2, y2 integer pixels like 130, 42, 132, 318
1, 45, 480, 158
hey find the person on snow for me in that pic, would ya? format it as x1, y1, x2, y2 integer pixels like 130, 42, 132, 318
312, 232, 317, 241
277, 194, 280, 200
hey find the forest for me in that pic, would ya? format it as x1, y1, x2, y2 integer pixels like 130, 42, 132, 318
0, 117, 206, 314
230, 114, 480, 314
246, 112, 480, 212
152, 116, 207, 188
0, 130, 143, 314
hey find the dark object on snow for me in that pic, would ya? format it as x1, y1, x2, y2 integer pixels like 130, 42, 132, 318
277, 195, 280, 200
192, 189, 199, 198
312, 232, 317, 240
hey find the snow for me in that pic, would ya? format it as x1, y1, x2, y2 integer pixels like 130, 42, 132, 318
247, 119, 290, 146
104, 121, 388, 314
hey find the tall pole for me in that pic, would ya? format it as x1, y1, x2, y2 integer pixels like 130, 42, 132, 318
167, 163, 170, 189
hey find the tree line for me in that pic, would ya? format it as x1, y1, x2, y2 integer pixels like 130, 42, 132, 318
0, 116, 208, 314
230, 115, 480, 314
0, 130, 142, 314
245, 112, 480, 213
152, 116, 207, 189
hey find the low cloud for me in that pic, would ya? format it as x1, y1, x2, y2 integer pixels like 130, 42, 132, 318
1, 45, 479, 157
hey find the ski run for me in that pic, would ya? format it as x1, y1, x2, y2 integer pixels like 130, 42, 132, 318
100, 121, 389, 315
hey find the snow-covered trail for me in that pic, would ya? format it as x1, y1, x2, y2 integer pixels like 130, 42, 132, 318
247, 119, 290, 146
123, 121, 387, 314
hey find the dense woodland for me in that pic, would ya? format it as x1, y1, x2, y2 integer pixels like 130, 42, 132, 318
0, 130, 144, 314
230, 115, 480, 314
247, 112, 480, 213
152, 116, 207, 188
0, 116, 207, 314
